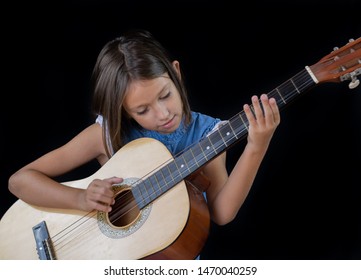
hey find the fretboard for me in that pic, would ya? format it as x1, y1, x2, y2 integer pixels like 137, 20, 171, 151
132, 67, 317, 209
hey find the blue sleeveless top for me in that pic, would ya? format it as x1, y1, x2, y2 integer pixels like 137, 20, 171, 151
96, 111, 222, 156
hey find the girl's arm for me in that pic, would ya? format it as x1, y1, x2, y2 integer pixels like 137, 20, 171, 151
8, 124, 122, 212
204, 94, 280, 225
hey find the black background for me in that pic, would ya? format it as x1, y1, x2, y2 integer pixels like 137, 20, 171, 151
2, 0, 361, 259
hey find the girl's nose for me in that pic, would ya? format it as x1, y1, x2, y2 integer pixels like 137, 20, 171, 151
155, 104, 169, 119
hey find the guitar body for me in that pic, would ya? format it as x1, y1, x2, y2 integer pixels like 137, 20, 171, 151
0, 138, 210, 260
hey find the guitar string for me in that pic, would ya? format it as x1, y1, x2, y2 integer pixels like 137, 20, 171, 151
49, 69, 315, 256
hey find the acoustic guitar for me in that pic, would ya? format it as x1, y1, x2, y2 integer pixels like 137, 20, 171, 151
0, 37, 360, 260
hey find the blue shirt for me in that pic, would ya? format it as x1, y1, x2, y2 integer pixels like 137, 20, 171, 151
96, 111, 222, 156
123, 111, 221, 156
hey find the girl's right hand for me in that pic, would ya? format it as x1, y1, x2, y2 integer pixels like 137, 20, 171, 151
78, 177, 124, 212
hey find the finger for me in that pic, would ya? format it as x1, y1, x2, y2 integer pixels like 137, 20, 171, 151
269, 97, 281, 124
89, 179, 115, 200
243, 103, 256, 127
94, 201, 113, 213
105, 176, 124, 185
260, 94, 274, 123
90, 190, 115, 211
251, 95, 264, 120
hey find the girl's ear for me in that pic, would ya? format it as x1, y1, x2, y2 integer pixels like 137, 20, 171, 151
172, 60, 181, 79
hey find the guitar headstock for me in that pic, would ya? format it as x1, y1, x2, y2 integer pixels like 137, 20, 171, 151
309, 37, 361, 89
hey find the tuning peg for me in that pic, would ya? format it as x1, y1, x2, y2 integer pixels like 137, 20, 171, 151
334, 39, 355, 51
349, 73, 360, 89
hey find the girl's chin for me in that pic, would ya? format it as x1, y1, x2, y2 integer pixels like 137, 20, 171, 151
158, 127, 177, 134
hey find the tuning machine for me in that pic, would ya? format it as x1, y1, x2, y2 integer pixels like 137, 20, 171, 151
335, 38, 361, 90
341, 68, 361, 89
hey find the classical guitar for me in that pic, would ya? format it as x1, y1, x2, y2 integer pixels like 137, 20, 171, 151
0, 37, 360, 260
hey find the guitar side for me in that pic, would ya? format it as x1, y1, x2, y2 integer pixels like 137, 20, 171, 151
0, 138, 198, 260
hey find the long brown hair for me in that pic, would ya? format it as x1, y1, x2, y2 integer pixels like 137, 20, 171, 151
91, 29, 191, 157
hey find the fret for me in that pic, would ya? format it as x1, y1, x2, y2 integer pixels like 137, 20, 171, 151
238, 111, 249, 133
174, 155, 192, 179
179, 147, 208, 175
208, 129, 225, 154
191, 142, 209, 166
267, 70, 316, 111
218, 122, 237, 145
161, 161, 176, 186
290, 78, 300, 93
166, 160, 182, 183
228, 115, 248, 140
141, 178, 153, 205
179, 152, 194, 173
293, 69, 315, 93
276, 81, 298, 103
154, 170, 166, 194
148, 173, 160, 196
188, 147, 200, 168
275, 87, 286, 104
198, 136, 218, 161
132, 183, 144, 207
225, 120, 238, 140
133, 178, 155, 208
141, 178, 154, 200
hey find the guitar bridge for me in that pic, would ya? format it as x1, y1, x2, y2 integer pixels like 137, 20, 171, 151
32, 221, 57, 260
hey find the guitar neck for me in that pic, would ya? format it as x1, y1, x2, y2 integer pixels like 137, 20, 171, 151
132, 67, 316, 209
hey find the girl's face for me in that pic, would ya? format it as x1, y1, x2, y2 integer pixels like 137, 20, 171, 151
123, 73, 183, 134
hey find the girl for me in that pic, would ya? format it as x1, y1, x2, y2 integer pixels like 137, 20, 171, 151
8, 29, 280, 255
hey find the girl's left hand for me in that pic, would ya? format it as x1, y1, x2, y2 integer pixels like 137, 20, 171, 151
243, 93, 280, 151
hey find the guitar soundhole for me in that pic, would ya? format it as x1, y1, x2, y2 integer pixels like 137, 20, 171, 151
97, 178, 151, 238
107, 188, 140, 228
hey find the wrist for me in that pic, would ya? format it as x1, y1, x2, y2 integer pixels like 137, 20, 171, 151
244, 141, 269, 157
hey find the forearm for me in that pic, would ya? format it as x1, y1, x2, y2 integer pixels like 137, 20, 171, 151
212, 143, 268, 224
8, 169, 82, 210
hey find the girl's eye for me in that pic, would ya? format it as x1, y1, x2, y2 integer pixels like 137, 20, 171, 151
137, 108, 149, 115
160, 92, 171, 100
